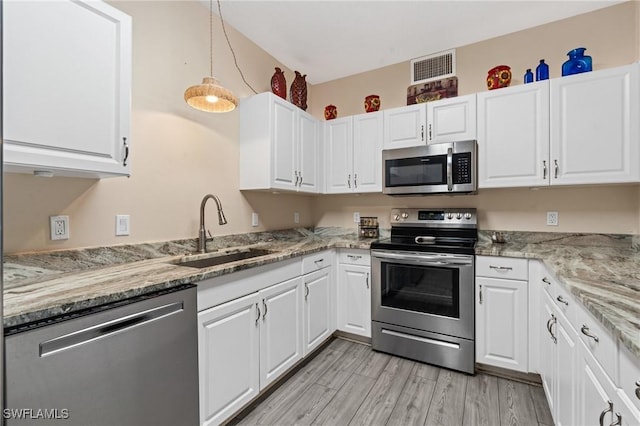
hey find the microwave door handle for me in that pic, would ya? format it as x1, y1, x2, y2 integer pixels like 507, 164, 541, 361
447, 147, 453, 191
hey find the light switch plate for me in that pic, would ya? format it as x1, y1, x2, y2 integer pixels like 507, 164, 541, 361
116, 215, 130, 236
252, 212, 259, 227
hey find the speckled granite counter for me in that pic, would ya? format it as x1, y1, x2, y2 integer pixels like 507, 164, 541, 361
476, 231, 640, 359
3, 228, 379, 330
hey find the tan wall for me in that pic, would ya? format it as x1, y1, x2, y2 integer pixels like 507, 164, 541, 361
3, 1, 313, 254
311, 2, 640, 235
4, 2, 640, 254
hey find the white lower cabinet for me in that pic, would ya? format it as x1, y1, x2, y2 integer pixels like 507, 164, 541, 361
303, 267, 333, 356
198, 293, 260, 426
337, 250, 371, 338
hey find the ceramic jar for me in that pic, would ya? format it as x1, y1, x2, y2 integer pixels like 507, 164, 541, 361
364, 95, 380, 112
324, 105, 337, 120
290, 71, 308, 110
270, 67, 286, 100
562, 48, 592, 76
486, 65, 512, 90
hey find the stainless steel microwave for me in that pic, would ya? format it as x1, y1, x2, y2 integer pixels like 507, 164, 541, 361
382, 140, 477, 195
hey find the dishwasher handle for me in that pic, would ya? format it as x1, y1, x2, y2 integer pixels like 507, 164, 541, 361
40, 301, 184, 357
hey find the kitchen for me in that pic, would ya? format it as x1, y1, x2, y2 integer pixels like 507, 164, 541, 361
2, 0, 640, 425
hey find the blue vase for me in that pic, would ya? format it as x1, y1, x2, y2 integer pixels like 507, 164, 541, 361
524, 69, 534, 84
562, 48, 592, 76
536, 60, 549, 81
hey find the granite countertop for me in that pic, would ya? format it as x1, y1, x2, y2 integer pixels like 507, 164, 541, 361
476, 231, 640, 358
3, 228, 376, 330
4, 227, 639, 360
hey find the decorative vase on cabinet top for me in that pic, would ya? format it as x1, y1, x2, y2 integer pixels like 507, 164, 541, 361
486, 65, 512, 90
290, 71, 308, 111
364, 95, 380, 112
536, 60, 549, 81
562, 48, 592, 76
324, 104, 337, 120
524, 69, 534, 84
270, 67, 287, 100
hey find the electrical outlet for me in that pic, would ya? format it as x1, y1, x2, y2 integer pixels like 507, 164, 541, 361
547, 211, 559, 226
294, 212, 300, 224
252, 212, 259, 227
50, 215, 69, 240
353, 212, 360, 223
116, 215, 130, 236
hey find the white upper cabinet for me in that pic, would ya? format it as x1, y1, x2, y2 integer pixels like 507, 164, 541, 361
427, 94, 477, 144
325, 112, 382, 194
3, 0, 132, 178
550, 63, 639, 185
478, 81, 550, 188
383, 103, 427, 149
240, 92, 320, 193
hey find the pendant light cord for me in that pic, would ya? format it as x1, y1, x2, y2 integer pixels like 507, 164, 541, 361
216, 0, 258, 94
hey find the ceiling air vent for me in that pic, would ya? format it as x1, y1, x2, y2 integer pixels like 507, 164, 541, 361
411, 49, 456, 84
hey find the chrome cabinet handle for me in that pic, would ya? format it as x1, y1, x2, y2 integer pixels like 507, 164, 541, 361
366, 272, 369, 289
554, 159, 559, 178
543, 160, 547, 179
635, 381, 640, 400
347, 254, 362, 261
299, 172, 303, 187
294, 171, 299, 186
354, 174, 358, 188
581, 325, 599, 343
428, 124, 432, 141
489, 265, 513, 271
549, 314, 557, 344
347, 174, 351, 188
304, 283, 309, 300
255, 303, 261, 326
262, 299, 267, 320
314, 259, 324, 265
556, 295, 569, 306
421, 125, 424, 141
612, 413, 622, 426
479, 285, 483, 304
599, 401, 613, 426
122, 137, 129, 167
542, 277, 551, 285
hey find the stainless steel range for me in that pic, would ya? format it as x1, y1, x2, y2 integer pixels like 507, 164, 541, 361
370, 208, 477, 374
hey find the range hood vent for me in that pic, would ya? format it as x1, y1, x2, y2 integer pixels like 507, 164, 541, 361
411, 49, 456, 84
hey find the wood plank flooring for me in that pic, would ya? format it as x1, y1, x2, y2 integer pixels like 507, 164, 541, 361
232, 338, 553, 426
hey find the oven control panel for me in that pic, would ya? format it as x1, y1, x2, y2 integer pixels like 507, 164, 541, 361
391, 208, 477, 227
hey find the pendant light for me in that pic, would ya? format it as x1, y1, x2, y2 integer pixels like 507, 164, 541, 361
184, 0, 238, 113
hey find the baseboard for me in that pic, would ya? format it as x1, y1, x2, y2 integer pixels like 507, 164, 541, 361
475, 363, 543, 386
333, 330, 371, 345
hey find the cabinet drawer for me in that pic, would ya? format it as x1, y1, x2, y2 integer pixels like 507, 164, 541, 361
551, 281, 576, 326
618, 343, 640, 413
476, 256, 528, 280
576, 304, 617, 381
302, 250, 332, 274
338, 249, 371, 266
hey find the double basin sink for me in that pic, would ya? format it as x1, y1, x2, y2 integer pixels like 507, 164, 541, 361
168, 248, 276, 269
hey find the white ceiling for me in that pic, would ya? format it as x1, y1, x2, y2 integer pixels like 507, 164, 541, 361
214, 0, 626, 85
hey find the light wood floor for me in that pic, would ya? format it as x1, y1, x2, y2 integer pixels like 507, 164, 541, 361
232, 338, 553, 426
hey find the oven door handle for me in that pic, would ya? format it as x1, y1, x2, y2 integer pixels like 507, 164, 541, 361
371, 250, 473, 266
447, 147, 453, 192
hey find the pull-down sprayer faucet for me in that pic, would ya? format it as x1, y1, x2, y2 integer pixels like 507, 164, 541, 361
198, 194, 228, 253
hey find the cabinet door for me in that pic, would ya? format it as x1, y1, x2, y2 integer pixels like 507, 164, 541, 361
551, 64, 639, 185
3, 0, 131, 178
477, 81, 550, 188
271, 98, 298, 190
337, 264, 371, 337
578, 343, 615, 426
352, 111, 383, 193
298, 110, 320, 193
383, 104, 427, 149
303, 268, 332, 355
325, 117, 353, 194
555, 314, 578, 426
539, 292, 557, 419
198, 293, 260, 426
259, 277, 303, 389
427, 94, 477, 144
475, 277, 528, 372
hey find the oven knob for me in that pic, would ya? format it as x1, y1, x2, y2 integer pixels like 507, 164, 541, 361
456, 213, 462, 219
464, 212, 472, 220
401, 212, 409, 219
393, 214, 400, 221
447, 212, 454, 219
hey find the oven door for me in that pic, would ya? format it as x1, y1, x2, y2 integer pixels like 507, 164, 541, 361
371, 250, 474, 340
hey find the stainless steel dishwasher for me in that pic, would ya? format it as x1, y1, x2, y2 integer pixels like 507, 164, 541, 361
4, 284, 199, 426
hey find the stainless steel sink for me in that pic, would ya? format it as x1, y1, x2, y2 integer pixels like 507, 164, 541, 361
171, 248, 275, 269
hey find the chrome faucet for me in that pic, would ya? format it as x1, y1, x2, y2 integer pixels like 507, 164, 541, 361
198, 194, 228, 253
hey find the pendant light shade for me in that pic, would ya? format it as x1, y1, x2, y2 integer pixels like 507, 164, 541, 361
184, 77, 238, 113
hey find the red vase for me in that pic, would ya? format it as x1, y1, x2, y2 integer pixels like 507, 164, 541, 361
486, 65, 512, 90
364, 94, 380, 112
271, 67, 286, 99
290, 71, 307, 111
324, 105, 337, 120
